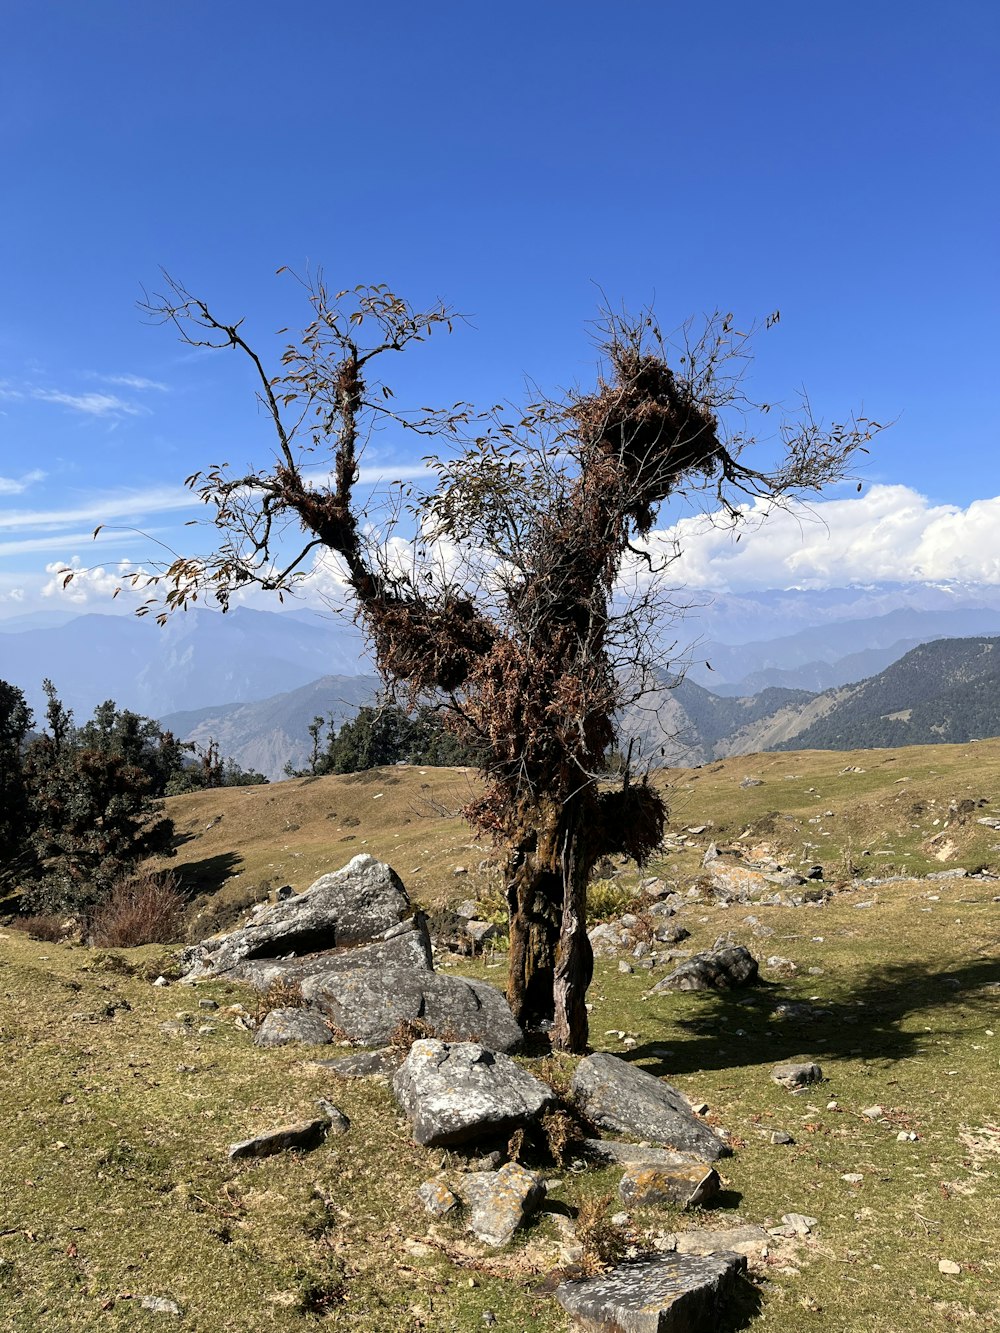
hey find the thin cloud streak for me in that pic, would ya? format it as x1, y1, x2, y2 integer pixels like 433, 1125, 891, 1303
0, 486, 198, 533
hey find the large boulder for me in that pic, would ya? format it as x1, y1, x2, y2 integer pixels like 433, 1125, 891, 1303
570, 1053, 729, 1161
651, 945, 758, 993
180, 854, 411, 980
392, 1039, 554, 1147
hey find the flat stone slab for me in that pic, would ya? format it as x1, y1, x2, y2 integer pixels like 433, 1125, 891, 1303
571, 1055, 729, 1161
555, 1251, 747, 1332
228, 1115, 331, 1160
393, 1039, 554, 1147
462, 1161, 547, 1246
674, 1224, 769, 1258
304, 1048, 401, 1078
619, 1161, 720, 1210
581, 1139, 707, 1169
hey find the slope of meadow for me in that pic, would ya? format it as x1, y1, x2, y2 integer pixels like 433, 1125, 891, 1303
1, 742, 998, 1331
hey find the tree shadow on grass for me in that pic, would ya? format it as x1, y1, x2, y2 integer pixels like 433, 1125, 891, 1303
172, 850, 242, 899
623, 956, 1000, 1077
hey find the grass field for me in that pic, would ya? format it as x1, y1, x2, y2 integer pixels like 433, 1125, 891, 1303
1, 743, 998, 1331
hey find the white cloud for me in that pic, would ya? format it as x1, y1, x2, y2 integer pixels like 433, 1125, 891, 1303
30, 388, 144, 417
0, 469, 45, 496
0, 485, 197, 533
41, 556, 156, 605
98, 374, 168, 392
633, 484, 1000, 591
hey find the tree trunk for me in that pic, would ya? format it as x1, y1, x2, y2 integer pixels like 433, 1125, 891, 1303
551, 827, 592, 1052
506, 852, 561, 1029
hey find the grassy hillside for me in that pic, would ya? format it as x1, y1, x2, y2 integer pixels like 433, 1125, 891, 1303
164, 739, 1000, 926
2, 746, 998, 1330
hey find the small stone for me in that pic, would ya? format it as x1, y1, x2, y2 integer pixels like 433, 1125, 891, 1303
316, 1099, 350, 1133
140, 1296, 182, 1316
897, 1130, 917, 1142
198, 998, 219, 1011
862, 1105, 884, 1120
771, 1061, 823, 1090
152, 976, 169, 987
938, 1259, 961, 1275
827, 1100, 839, 1110
417, 1178, 459, 1217
228, 1116, 331, 1160
618, 960, 634, 974
781, 1212, 818, 1236
770, 1130, 794, 1145
452, 866, 468, 876
674, 1224, 769, 1257
841, 1173, 864, 1183
462, 1161, 546, 1246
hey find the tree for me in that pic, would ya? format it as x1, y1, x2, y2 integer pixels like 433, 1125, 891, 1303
0, 679, 34, 885
116, 273, 881, 1050
22, 683, 175, 914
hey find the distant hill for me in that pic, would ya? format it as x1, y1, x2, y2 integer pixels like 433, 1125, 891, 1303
772, 637, 1000, 751
0, 605, 368, 720
160, 673, 382, 778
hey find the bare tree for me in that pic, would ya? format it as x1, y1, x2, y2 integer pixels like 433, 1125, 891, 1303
104, 272, 882, 1051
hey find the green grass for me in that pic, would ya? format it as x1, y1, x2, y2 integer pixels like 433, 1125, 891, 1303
1, 746, 999, 1330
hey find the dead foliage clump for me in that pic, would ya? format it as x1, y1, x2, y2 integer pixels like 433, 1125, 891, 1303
8, 912, 76, 943
253, 976, 307, 1024
89, 870, 186, 948
574, 1192, 631, 1275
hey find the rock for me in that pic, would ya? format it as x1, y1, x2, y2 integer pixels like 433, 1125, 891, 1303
392, 1039, 554, 1148
555, 1251, 747, 1332
765, 955, 797, 974
180, 855, 411, 979
862, 1105, 884, 1120
455, 899, 479, 919
705, 862, 772, 903
841, 1172, 863, 1183
653, 923, 690, 946
938, 1259, 961, 1275
253, 1007, 334, 1048
580, 1139, 711, 1168
465, 919, 497, 948
618, 1161, 720, 1209
152, 976, 169, 987
462, 1161, 546, 1246
228, 1116, 331, 1160
805, 865, 824, 880
417, 1178, 460, 1217
740, 777, 764, 788
570, 1054, 729, 1161
652, 946, 758, 993
770, 1130, 794, 1145
140, 1296, 182, 1316
674, 1224, 769, 1258
198, 998, 219, 1011
771, 1061, 822, 1090
780, 1212, 817, 1236
247, 920, 524, 1053
315, 1099, 350, 1133
304, 1048, 400, 1078
619, 960, 634, 974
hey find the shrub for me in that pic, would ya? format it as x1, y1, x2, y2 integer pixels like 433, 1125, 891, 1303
89, 870, 186, 948
8, 912, 74, 943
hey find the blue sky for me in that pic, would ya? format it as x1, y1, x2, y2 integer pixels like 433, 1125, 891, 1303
1, 1, 998, 615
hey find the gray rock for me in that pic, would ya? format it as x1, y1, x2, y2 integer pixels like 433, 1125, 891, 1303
393, 1039, 554, 1148
580, 1139, 708, 1168
228, 1116, 331, 1160
769, 1130, 794, 1145
304, 1048, 401, 1078
253, 1007, 334, 1048
417, 1177, 460, 1217
618, 1161, 720, 1210
570, 1054, 729, 1161
315, 1099, 350, 1133
245, 919, 523, 1053
780, 1212, 817, 1236
674, 1224, 769, 1258
180, 854, 411, 979
140, 1296, 182, 1316
462, 1161, 546, 1246
651, 946, 758, 993
465, 919, 497, 947
555, 1251, 747, 1332
653, 922, 690, 946
771, 1061, 823, 1090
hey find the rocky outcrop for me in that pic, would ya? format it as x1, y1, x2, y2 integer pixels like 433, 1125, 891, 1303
179, 857, 524, 1053
555, 1251, 747, 1332
181, 855, 410, 979
651, 945, 758, 993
